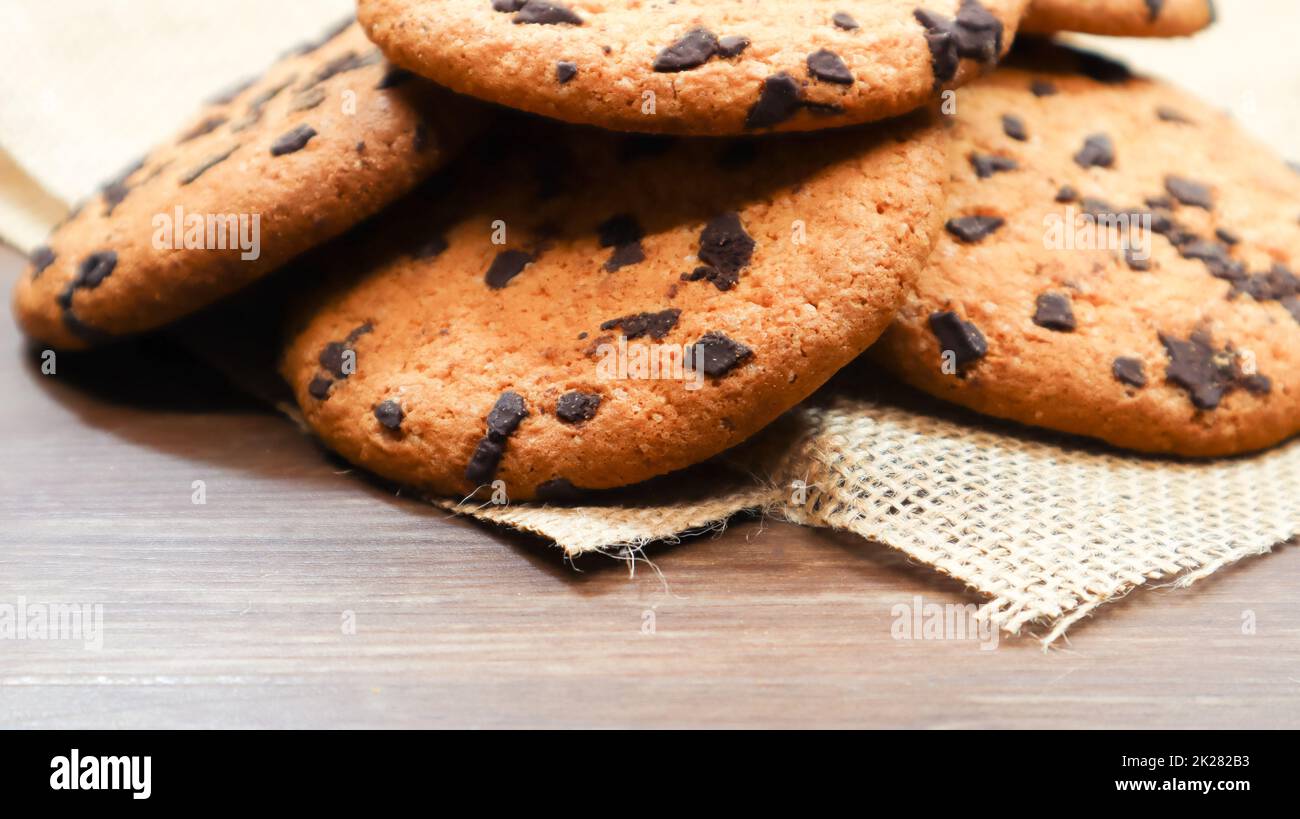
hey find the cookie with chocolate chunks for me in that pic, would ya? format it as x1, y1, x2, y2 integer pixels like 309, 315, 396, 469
13, 20, 487, 350
280, 112, 947, 499
1022, 0, 1215, 37
357, 0, 1027, 136
874, 42, 1300, 457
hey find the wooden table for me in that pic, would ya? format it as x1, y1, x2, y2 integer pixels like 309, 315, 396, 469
2, 245, 1297, 729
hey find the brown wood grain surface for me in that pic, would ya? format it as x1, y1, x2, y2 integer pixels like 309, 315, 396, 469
2, 245, 1298, 729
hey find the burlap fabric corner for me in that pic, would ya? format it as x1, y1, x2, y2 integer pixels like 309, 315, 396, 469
444, 379, 1300, 646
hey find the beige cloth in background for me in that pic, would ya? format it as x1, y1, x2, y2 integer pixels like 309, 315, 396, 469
8, 1, 1300, 644
0, 0, 353, 251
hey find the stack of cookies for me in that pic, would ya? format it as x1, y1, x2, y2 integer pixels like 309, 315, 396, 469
14, 0, 1299, 505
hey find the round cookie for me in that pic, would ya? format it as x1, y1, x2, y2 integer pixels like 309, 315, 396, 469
874, 43, 1300, 457
1022, 0, 1215, 37
357, 0, 1028, 136
12, 20, 486, 350
280, 112, 948, 500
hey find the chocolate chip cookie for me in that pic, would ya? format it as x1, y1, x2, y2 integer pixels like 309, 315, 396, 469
875, 42, 1300, 457
280, 112, 948, 500
1022, 0, 1215, 37
12, 20, 486, 350
357, 0, 1027, 135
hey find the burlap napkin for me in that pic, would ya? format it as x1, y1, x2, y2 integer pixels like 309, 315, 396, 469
6, 2, 1299, 645
0, 0, 353, 251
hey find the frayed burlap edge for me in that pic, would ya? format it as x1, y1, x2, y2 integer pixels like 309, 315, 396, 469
447, 393, 1299, 646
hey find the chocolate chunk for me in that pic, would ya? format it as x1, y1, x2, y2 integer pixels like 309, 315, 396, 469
690, 332, 753, 378
1242, 374, 1272, 395
1030, 79, 1058, 97
745, 73, 803, 129
73, 251, 117, 293
492, 0, 527, 10
180, 145, 238, 185
1002, 114, 1028, 141
100, 157, 144, 215
29, 246, 55, 279
308, 376, 333, 400
317, 323, 373, 379
374, 400, 404, 430
682, 265, 739, 292
1165, 175, 1213, 210
556, 61, 578, 83
556, 391, 602, 424
1074, 133, 1115, 169
832, 11, 860, 30
346, 322, 374, 344
303, 50, 382, 89
600, 309, 681, 340
377, 65, 414, 89
1215, 227, 1240, 246
929, 311, 987, 367
717, 36, 750, 58
484, 250, 533, 289
654, 28, 719, 72
970, 153, 1018, 178
513, 0, 583, 25
465, 438, 506, 485
945, 215, 1004, 243
804, 101, 845, 117
1033, 292, 1077, 332
604, 243, 646, 272
1178, 240, 1237, 278
486, 392, 529, 439
288, 87, 327, 113
597, 222, 645, 263
1125, 247, 1152, 271
1230, 264, 1300, 305
951, 0, 1003, 62
1145, 0, 1164, 21
1160, 330, 1265, 410
698, 212, 755, 275
270, 124, 317, 156
178, 115, 227, 144
1279, 293, 1300, 326
1113, 357, 1147, 389
914, 10, 959, 85
1055, 185, 1078, 203
319, 342, 350, 378
807, 49, 854, 84
1156, 105, 1192, 124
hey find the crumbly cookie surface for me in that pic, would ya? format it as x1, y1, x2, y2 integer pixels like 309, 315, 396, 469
875, 43, 1300, 457
12, 21, 485, 349
1022, 0, 1215, 37
280, 113, 948, 500
358, 0, 1027, 135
